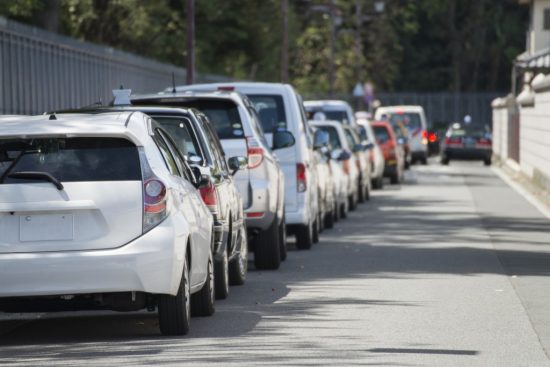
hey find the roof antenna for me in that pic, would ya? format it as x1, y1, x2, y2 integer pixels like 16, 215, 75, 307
171, 72, 177, 93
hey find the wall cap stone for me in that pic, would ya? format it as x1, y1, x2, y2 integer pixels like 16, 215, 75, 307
517, 89, 535, 107
532, 73, 550, 92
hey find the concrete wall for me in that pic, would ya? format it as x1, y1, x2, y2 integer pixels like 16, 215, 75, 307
491, 97, 510, 161
519, 74, 550, 182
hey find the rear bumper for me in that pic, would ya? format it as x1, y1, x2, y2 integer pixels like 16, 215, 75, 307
0, 217, 186, 298
244, 179, 276, 231
444, 148, 491, 160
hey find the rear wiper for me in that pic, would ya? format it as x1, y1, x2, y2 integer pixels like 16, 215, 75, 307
0, 149, 40, 183
7, 171, 64, 191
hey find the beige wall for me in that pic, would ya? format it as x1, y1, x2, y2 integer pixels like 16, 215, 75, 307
491, 98, 509, 161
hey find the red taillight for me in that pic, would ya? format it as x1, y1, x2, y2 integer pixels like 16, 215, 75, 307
342, 159, 351, 175
445, 137, 463, 147
476, 138, 492, 149
297, 163, 307, 192
246, 212, 264, 218
246, 137, 264, 169
217, 86, 235, 91
422, 130, 428, 139
199, 181, 218, 212
140, 148, 169, 233
428, 133, 437, 143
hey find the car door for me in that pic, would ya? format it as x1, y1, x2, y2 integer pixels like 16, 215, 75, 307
155, 128, 211, 286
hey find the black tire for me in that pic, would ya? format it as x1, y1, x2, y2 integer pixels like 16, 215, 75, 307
441, 157, 449, 165
374, 176, 384, 189
279, 213, 287, 262
214, 244, 229, 300
364, 184, 370, 201
158, 255, 190, 336
312, 217, 319, 244
483, 158, 491, 166
191, 257, 215, 317
390, 172, 399, 184
357, 179, 365, 203
340, 202, 347, 219
254, 216, 281, 270
229, 226, 247, 286
421, 156, 428, 165
324, 208, 335, 229
333, 198, 340, 222
349, 194, 357, 211
295, 221, 313, 250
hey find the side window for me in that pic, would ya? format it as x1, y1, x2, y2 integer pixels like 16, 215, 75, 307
154, 131, 179, 176
159, 129, 197, 183
202, 121, 229, 177
295, 93, 313, 147
344, 129, 356, 148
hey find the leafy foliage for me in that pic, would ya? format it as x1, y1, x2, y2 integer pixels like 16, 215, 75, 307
0, 0, 528, 94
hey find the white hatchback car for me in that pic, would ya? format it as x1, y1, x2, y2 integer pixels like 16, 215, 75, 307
0, 112, 214, 336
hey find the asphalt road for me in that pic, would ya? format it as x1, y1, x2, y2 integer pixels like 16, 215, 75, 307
1, 160, 550, 366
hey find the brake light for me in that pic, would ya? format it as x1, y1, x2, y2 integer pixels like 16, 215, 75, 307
476, 138, 492, 148
297, 163, 307, 192
246, 212, 264, 218
342, 158, 351, 175
445, 137, 463, 147
217, 86, 235, 91
428, 133, 437, 143
422, 130, 428, 139
139, 148, 169, 233
199, 181, 218, 213
246, 137, 264, 169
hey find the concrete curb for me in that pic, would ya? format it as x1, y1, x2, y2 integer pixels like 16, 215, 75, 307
492, 166, 550, 221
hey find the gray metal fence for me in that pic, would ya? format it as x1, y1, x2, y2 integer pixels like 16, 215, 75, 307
0, 17, 231, 115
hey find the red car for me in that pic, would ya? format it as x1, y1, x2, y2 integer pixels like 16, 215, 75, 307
370, 121, 405, 184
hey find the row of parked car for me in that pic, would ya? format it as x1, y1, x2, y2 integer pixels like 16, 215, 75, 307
0, 81, 430, 336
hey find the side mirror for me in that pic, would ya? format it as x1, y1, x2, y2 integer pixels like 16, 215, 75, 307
272, 130, 295, 150
358, 127, 368, 141
353, 143, 365, 152
192, 166, 210, 188
365, 142, 375, 150
313, 129, 330, 150
187, 155, 203, 165
227, 156, 248, 176
332, 149, 351, 161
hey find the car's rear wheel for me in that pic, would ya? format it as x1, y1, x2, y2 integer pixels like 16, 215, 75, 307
357, 179, 365, 203
373, 176, 383, 189
441, 157, 450, 165
158, 255, 190, 336
349, 193, 358, 211
295, 220, 313, 250
191, 257, 215, 317
279, 213, 287, 261
483, 158, 491, 166
214, 243, 229, 300
340, 202, 347, 219
229, 226, 247, 286
254, 216, 281, 270
312, 217, 319, 244
324, 207, 334, 229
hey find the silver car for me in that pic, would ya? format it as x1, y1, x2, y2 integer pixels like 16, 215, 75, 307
131, 91, 292, 270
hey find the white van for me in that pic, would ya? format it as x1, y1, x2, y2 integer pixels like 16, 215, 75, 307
375, 105, 429, 164
180, 83, 320, 250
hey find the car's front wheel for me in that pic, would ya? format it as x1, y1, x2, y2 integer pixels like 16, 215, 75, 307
191, 257, 215, 317
214, 243, 229, 300
158, 255, 191, 336
229, 226, 248, 286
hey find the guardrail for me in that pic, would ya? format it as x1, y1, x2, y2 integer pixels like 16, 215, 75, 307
0, 17, 231, 115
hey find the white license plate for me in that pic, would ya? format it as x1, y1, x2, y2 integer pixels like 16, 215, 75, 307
20, 214, 74, 242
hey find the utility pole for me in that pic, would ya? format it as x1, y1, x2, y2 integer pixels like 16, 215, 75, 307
186, 0, 195, 85
328, 0, 336, 98
280, 0, 289, 83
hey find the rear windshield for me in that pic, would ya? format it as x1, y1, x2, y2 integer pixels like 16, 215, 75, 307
134, 99, 244, 140
0, 137, 140, 183
316, 126, 342, 149
307, 109, 348, 124
247, 94, 287, 133
387, 113, 422, 132
373, 126, 391, 143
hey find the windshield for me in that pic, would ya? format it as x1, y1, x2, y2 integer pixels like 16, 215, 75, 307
388, 113, 422, 133
0, 137, 140, 183
247, 94, 287, 133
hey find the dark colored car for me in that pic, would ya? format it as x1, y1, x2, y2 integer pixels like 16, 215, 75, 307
370, 120, 405, 184
440, 123, 492, 166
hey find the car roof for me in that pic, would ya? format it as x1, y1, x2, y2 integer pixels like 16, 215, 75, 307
376, 105, 424, 113
0, 112, 150, 145
173, 82, 291, 94
135, 89, 246, 103
304, 100, 352, 110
